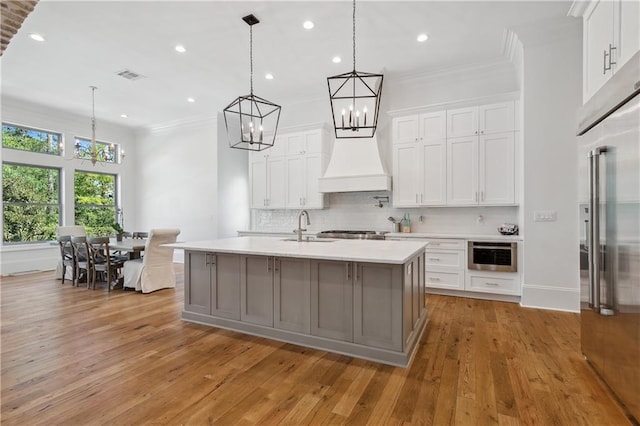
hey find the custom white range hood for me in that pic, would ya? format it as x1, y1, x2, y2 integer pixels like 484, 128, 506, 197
318, 135, 391, 193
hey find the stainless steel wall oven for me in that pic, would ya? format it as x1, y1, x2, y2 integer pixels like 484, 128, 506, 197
467, 241, 517, 272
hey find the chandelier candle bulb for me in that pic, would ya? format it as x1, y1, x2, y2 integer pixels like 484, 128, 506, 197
341, 109, 345, 128
363, 106, 367, 126
356, 110, 360, 127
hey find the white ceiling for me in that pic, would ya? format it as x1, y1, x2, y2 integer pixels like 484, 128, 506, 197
1, 0, 573, 130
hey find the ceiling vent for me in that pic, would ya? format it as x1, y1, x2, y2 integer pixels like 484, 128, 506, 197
116, 69, 144, 81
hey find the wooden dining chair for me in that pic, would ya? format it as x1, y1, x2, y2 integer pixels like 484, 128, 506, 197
132, 232, 148, 239
56, 235, 76, 285
70, 236, 91, 288
87, 237, 125, 291
55, 226, 86, 280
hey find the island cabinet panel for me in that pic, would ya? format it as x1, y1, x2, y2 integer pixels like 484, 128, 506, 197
211, 253, 241, 320
240, 255, 274, 327
402, 255, 425, 346
353, 263, 403, 351
310, 260, 353, 342
185, 251, 212, 315
274, 257, 311, 333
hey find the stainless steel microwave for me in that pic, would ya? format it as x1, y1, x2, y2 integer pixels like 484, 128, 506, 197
467, 241, 517, 272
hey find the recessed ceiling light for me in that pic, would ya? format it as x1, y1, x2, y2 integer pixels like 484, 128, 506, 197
29, 33, 45, 42
303, 21, 314, 30
265, 73, 274, 80
175, 44, 187, 53
120, 114, 128, 118
332, 56, 342, 64
417, 33, 429, 42
187, 97, 195, 103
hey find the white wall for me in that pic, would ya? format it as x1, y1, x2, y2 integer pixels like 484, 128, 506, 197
519, 19, 582, 312
0, 96, 136, 275
133, 118, 218, 247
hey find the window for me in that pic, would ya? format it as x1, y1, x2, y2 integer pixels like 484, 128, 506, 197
74, 137, 118, 164
74, 171, 117, 237
2, 163, 61, 243
2, 123, 61, 155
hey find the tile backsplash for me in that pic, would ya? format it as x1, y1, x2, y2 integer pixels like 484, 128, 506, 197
251, 191, 519, 236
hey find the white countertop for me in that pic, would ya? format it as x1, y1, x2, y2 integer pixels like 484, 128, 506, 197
385, 232, 523, 242
168, 236, 427, 264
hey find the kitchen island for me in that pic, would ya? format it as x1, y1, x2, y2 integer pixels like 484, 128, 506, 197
168, 237, 428, 367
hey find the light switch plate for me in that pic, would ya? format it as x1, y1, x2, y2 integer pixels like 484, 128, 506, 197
534, 210, 557, 222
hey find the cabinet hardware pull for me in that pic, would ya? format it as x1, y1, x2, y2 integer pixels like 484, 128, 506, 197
275, 258, 279, 272
428, 257, 440, 261
475, 130, 478, 135
485, 282, 499, 286
475, 192, 478, 202
415, 194, 418, 203
481, 191, 484, 202
608, 44, 617, 68
267, 258, 271, 272
604, 49, 611, 73
431, 243, 440, 246
420, 193, 423, 203
430, 277, 440, 281
346, 263, 350, 280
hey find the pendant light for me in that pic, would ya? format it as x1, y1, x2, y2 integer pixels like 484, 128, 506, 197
327, 0, 383, 139
74, 86, 124, 165
224, 14, 281, 151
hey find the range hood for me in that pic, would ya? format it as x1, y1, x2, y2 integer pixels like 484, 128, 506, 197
318, 135, 391, 193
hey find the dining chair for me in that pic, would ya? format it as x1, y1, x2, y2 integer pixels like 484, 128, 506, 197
123, 228, 180, 293
70, 236, 91, 288
132, 232, 148, 239
56, 235, 76, 286
87, 237, 125, 291
55, 226, 86, 280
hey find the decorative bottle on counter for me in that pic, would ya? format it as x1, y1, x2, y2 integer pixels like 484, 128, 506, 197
401, 213, 411, 233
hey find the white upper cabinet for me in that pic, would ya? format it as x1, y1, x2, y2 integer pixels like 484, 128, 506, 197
419, 111, 447, 141
447, 102, 514, 138
582, 0, 640, 102
479, 133, 515, 204
392, 115, 420, 144
392, 142, 420, 207
447, 136, 479, 205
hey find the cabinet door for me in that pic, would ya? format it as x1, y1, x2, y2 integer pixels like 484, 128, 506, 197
447, 136, 478, 205
240, 255, 274, 326
267, 156, 286, 208
283, 133, 304, 155
310, 260, 353, 342
274, 257, 311, 333
392, 142, 420, 207
447, 106, 478, 138
419, 111, 447, 141
616, 0, 640, 70
285, 155, 304, 208
584, 0, 615, 101
184, 251, 211, 315
211, 253, 241, 320
392, 115, 419, 144
353, 262, 402, 351
304, 130, 323, 154
479, 132, 515, 204
249, 157, 267, 208
303, 153, 324, 208
420, 139, 446, 205
478, 102, 514, 135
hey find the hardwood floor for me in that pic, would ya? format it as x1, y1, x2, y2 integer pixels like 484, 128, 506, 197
0, 267, 631, 425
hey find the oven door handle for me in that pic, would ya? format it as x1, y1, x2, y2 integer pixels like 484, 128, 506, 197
470, 245, 515, 250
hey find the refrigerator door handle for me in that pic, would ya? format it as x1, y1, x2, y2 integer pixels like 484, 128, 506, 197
590, 147, 608, 312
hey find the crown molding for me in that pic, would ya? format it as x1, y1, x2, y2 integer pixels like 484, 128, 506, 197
391, 58, 515, 88
501, 29, 521, 63
143, 113, 217, 133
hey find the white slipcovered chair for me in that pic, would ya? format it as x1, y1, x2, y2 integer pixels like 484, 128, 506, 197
123, 228, 180, 293
55, 226, 86, 280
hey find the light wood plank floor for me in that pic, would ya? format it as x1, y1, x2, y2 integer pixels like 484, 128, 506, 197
0, 266, 632, 425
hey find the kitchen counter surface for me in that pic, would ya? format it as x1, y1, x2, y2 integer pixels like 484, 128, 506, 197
168, 236, 427, 264
385, 232, 523, 242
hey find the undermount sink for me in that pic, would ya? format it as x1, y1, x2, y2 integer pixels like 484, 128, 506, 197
281, 238, 334, 243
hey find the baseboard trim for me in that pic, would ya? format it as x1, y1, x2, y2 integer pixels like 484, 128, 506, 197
520, 284, 580, 313
426, 288, 520, 303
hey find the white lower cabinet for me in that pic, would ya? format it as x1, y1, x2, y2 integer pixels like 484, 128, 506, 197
466, 272, 519, 295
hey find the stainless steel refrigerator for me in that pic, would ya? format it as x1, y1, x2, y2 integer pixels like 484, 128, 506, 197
578, 51, 639, 423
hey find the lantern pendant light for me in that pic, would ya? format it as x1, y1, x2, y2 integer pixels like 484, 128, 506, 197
224, 14, 281, 151
327, 0, 383, 139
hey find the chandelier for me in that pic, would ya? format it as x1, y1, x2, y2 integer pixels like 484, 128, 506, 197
223, 14, 281, 151
327, 0, 383, 139
74, 86, 125, 165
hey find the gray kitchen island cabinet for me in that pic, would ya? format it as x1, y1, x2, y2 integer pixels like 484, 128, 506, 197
175, 237, 427, 367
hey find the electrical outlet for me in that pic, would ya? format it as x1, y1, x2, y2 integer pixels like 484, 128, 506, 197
534, 210, 557, 222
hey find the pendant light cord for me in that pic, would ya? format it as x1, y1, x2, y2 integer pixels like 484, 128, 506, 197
352, 0, 356, 72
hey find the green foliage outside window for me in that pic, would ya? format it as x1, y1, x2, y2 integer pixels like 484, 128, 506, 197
2, 163, 60, 243
74, 171, 117, 237
2, 124, 61, 155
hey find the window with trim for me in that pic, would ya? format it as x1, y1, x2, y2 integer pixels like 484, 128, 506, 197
2, 123, 61, 155
74, 137, 119, 164
2, 163, 61, 243
74, 171, 117, 237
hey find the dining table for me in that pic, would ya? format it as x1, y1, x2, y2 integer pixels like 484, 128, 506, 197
109, 238, 146, 260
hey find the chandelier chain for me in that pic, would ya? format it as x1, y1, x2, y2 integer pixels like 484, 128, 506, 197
250, 25, 254, 95
352, 0, 356, 71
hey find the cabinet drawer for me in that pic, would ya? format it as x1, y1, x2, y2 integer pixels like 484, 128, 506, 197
467, 274, 517, 294
425, 270, 464, 290
425, 250, 464, 269
425, 239, 465, 250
